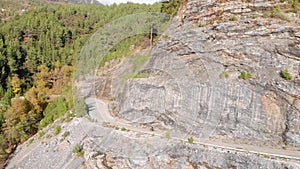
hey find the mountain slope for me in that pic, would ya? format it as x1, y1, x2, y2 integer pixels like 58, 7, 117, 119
4, 0, 300, 168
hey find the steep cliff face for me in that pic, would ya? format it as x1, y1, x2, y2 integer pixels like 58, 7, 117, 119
115, 0, 300, 147
5, 0, 300, 169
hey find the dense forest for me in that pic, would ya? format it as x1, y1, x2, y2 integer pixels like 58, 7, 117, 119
0, 1, 179, 165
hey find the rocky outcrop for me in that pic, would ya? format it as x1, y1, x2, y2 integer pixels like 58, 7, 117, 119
4, 0, 300, 168
113, 0, 300, 148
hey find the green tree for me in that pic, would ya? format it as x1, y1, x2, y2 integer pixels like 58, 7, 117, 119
2, 98, 30, 145
10, 74, 21, 95
0, 88, 14, 108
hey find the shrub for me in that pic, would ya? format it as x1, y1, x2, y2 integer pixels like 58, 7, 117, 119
53, 125, 61, 135
281, 68, 292, 80
162, 34, 169, 39
229, 16, 238, 21
73, 98, 87, 117
73, 144, 84, 156
161, 0, 181, 16
165, 131, 171, 139
188, 137, 194, 144
38, 97, 68, 130
38, 131, 45, 139
198, 22, 206, 27
64, 112, 74, 122
62, 131, 70, 138
239, 71, 252, 80
134, 73, 149, 78
219, 70, 229, 79
293, 0, 299, 10
271, 6, 288, 20
121, 127, 126, 131
28, 138, 34, 145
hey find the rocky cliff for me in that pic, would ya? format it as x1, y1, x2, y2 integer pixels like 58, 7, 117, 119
115, 0, 300, 147
5, 0, 300, 168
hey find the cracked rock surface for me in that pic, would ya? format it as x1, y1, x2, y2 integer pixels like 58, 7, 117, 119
5, 0, 300, 169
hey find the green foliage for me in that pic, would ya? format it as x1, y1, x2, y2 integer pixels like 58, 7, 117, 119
0, 2, 165, 166
198, 23, 206, 27
27, 138, 34, 145
281, 68, 292, 80
0, 3, 162, 93
216, 20, 222, 24
38, 97, 68, 130
165, 131, 171, 139
161, 0, 181, 16
62, 131, 70, 138
134, 72, 150, 78
272, 6, 289, 20
293, 0, 299, 10
73, 144, 84, 156
99, 35, 153, 68
122, 54, 150, 83
0, 85, 5, 97
0, 88, 14, 108
73, 98, 87, 117
121, 127, 126, 131
239, 71, 252, 80
188, 137, 194, 144
53, 125, 61, 135
219, 70, 229, 79
64, 112, 74, 122
38, 130, 45, 139
162, 34, 169, 38
229, 16, 238, 21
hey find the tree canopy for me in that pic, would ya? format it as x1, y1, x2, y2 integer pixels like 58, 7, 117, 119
0, 2, 163, 166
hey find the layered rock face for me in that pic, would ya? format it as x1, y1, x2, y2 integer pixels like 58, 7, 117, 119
115, 0, 300, 147
5, 1, 300, 169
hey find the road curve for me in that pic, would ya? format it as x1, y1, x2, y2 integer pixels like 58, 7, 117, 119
85, 96, 300, 162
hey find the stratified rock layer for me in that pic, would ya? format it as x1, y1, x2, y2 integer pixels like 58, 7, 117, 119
5, 0, 300, 169
115, 0, 300, 147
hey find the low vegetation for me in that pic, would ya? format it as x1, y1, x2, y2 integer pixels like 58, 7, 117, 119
188, 137, 194, 144
165, 131, 171, 139
281, 68, 292, 80
38, 131, 45, 139
161, 0, 181, 16
27, 138, 34, 145
219, 70, 229, 79
38, 97, 68, 130
229, 16, 238, 21
122, 54, 150, 83
239, 71, 252, 80
73, 98, 87, 117
73, 144, 84, 156
62, 131, 70, 138
198, 22, 206, 27
53, 125, 61, 135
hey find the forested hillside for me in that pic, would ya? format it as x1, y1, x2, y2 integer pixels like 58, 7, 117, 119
0, 0, 102, 20
0, 2, 164, 165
